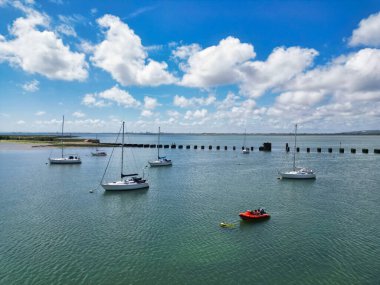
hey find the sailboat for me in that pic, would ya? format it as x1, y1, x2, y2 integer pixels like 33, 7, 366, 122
242, 129, 250, 154
279, 124, 316, 179
148, 127, 172, 167
91, 134, 107, 156
101, 121, 149, 191
49, 116, 81, 164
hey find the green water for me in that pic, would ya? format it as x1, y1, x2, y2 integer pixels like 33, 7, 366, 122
1, 135, 379, 284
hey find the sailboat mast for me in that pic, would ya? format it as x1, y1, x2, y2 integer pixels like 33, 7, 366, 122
61, 115, 64, 158
157, 127, 160, 159
121, 121, 125, 179
293, 124, 297, 170
243, 128, 246, 148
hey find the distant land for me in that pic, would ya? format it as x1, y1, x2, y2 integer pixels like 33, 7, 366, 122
1, 130, 380, 136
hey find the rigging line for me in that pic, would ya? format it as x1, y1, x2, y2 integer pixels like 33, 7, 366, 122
125, 131, 139, 173
90, 124, 123, 193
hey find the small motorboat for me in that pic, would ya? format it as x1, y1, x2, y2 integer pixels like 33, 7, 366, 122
239, 209, 270, 221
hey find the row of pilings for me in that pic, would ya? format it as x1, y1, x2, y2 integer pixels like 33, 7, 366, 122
285, 143, 380, 154
119, 142, 272, 151
100, 141, 380, 154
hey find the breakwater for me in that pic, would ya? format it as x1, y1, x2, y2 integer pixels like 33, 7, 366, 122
94, 142, 380, 154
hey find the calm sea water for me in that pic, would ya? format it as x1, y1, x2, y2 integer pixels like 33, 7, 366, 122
1, 134, 379, 285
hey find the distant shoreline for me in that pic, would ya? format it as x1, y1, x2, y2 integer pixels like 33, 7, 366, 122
1, 130, 380, 136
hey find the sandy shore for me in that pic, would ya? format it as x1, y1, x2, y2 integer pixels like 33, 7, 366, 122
0, 141, 50, 150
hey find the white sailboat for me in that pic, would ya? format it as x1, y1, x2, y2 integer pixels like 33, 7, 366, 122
279, 124, 316, 179
101, 121, 149, 191
242, 129, 250, 154
91, 134, 107, 156
148, 127, 172, 167
49, 116, 81, 164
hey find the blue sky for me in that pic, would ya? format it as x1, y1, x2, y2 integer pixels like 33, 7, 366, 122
1, 0, 380, 133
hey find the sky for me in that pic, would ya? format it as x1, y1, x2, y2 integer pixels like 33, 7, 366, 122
1, 0, 380, 133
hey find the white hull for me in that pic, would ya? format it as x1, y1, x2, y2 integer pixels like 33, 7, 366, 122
102, 180, 149, 191
49, 157, 81, 164
92, 152, 107, 156
280, 168, 316, 179
149, 160, 172, 166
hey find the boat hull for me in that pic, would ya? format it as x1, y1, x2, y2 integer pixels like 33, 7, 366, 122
49, 158, 81, 164
101, 180, 149, 191
148, 160, 172, 167
92, 152, 107, 156
280, 173, 316, 179
280, 169, 316, 179
239, 211, 270, 221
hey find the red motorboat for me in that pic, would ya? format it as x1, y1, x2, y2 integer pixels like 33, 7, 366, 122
239, 209, 270, 221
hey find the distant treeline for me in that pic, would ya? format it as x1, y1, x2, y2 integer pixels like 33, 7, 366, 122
0, 135, 81, 142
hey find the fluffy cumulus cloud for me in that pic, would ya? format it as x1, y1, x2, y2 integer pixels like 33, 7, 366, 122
285, 48, 380, 103
35, 111, 45, 116
275, 91, 325, 106
0, 3, 88, 81
180, 36, 255, 87
91, 14, 176, 86
82, 86, 140, 108
214, 94, 258, 126
22, 79, 39, 92
144, 96, 160, 109
178, 38, 318, 100
184, 109, 208, 120
173, 94, 216, 108
349, 11, 380, 47
259, 47, 380, 131
239, 47, 318, 98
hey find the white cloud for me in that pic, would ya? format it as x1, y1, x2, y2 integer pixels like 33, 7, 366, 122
82, 86, 140, 108
145, 45, 163, 51
99, 86, 140, 107
82, 94, 109, 107
180, 36, 255, 88
128, 6, 156, 19
184, 109, 208, 120
22, 79, 39, 92
17, 120, 25, 124
141, 110, 153, 117
173, 94, 216, 108
55, 14, 86, 38
35, 118, 108, 131
0, 3, 88, 81
349, 11, 380, 47
172, 43, 201, 60
72, 111, 85, 118
35, 111, 45, 116
167, 110, 180, 119
217, 92, 240, 110
275, 91, 325, 106
144, 96, 159, 109
286, 48, 380, 103
239, 46, 318, 98
56, 23, 77, 37
91, 14, 176, 86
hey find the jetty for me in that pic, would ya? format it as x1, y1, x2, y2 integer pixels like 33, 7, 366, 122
1, 135, 379, 154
